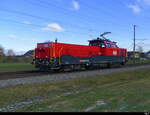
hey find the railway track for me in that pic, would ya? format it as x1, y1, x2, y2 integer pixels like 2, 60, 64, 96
0, 63, 150, 81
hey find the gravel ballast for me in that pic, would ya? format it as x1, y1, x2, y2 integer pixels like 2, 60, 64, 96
0, 65, 150, 88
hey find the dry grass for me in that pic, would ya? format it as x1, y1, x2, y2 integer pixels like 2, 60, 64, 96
0, 68, 150, 112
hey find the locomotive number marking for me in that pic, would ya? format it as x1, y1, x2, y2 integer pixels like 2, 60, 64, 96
79, 60, 89, 63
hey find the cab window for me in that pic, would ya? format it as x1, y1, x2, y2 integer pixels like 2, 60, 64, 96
106, 43, 111, 48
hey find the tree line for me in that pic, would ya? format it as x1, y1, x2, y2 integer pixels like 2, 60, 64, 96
0, 45, 32, 63
0, 45, 15, 56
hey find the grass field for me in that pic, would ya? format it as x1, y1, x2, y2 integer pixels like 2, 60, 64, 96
0, 68, 150, 112
0, 63, 37, 72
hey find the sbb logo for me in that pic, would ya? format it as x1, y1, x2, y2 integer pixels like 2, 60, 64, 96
113, 51, 117, 56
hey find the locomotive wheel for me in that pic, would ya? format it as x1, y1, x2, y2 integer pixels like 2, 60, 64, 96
107, 63, 112, 68
121, 62, 125, 66
39, 67, 49, 72
60, 65, 74, 72
85, 64, 94, 70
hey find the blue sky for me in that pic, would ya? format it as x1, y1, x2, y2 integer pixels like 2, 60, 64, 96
0, 0, 150, 54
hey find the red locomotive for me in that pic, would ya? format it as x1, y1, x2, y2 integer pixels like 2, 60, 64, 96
32, 33, 128, 71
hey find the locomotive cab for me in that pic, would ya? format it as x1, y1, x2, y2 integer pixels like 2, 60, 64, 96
89, 37, 127, 63
89, 37, 118, 48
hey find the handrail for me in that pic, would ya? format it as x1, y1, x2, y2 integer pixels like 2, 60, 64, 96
58, 47, 63, 65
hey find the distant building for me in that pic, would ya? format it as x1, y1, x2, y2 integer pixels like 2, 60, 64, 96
146, 51, 150, 59
128, 51, 146, 60
23, 50, 34, 58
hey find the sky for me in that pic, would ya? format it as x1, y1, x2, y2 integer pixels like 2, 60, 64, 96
0, 0, 150, 55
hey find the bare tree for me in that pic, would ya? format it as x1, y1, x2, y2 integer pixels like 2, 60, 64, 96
136, 46, 143, 53
7, 49, 15, 56
0, 45, 4, 56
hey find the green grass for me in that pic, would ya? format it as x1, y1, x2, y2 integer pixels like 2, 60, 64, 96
0, 63, 37, 72
0, 68, 150, 112
127, 59, 150, 65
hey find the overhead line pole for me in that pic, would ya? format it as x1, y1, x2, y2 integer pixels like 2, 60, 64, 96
133, 25, 137, 64
133, 25, 136, 54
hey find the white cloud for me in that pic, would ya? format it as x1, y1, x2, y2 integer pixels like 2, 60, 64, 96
7, 34, 38, 42
137, 0, 150, 5
128, 4, 141, 14
22, 21, 32, 25
42, 23, 64, 32
8, 34, 17, 39
144, 0, 150, 5
72, 0, 80, 10
128, 0, 150, 14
